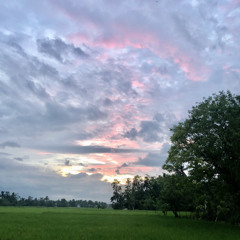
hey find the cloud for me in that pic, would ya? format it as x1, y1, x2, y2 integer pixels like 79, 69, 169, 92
0, 152, 11, 156
0, 156, 111, 202
115, 162, 129, 175
138, 121, 162, 143
64, 159, 71, 166
136, 143, 170, 167
88, 168, 99, 172
37, 37, 87, 63
123, 121, 162, 143
36, 144, 144, 155
0, 141, 21, 149
124, 113, 177, 143
121, 163, 128, 168
123, 128, 138, 140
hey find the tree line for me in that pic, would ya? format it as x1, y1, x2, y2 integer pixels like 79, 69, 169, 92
0, 191, 108, 209
111, 173, 193, 218
111, 91, 240, 223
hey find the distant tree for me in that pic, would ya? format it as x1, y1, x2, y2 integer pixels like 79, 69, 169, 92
131, 175, 144, 209
57, 198, 68, 207
69, 199, 76, 207
111, 179, 124, 209
124, 178, 134, 210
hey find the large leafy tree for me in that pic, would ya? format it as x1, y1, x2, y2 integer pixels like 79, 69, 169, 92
163, 91, 240, 222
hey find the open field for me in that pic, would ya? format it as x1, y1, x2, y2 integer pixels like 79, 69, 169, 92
0, 207, 239, 240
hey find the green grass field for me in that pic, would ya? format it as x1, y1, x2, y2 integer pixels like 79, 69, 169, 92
0, 207, 239, 240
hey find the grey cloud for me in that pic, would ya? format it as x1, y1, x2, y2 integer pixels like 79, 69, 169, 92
64, 159, 71, 166
139, 121, 161, 143
0, 141, 21, 149
124, 113, 176, 143
103, 98, 113, 106
138, 153, 164, 167
153, 113, 164, 122
26, 79, 50, 100
0, 152, 11, 156
115, 162, 129, 175
78, 163, 85, 167
37, 38, 87, 63
0, 157, 111, 202
43, 102, 107, 128
88, 168, 99, 172
123, 128, 138, 140
98, 65, 137, 95
124, 120, 162, 143
136, 143, 170, 167
121, 163, 128, 168
37, 145, 144, 155
86, 105, 106, 121
14, 157, 23, 162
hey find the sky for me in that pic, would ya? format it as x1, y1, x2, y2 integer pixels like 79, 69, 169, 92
0, 0, 240, 202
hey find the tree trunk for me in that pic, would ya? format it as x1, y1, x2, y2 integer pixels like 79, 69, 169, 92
173, 210, 179, 218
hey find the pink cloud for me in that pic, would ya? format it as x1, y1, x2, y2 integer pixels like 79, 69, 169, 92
132, 80, 146, 89
49, 0, 100, 31
52, 0, 211, 82
68, 26, 210, 82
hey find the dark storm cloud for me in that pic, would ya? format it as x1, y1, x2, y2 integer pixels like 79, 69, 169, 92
37, 38, 87, 62
0, 141, 21, 149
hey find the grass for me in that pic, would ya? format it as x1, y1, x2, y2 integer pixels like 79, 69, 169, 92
0, 207, 239, 240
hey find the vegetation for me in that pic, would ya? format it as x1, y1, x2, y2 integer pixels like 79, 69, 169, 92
111, 91, 240, 223
0, 207, 239, 240
0, 191, 107, 209
111, 174, 193, 217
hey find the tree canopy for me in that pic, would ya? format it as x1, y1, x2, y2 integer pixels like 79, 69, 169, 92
164, 91, 240, 222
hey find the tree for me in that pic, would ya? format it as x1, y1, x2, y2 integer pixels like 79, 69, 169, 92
164, 91, 240, 222
111, 179, 125, 209
160, 173, 194, 217
124, 178, 134, 210
131, 175, 144, 209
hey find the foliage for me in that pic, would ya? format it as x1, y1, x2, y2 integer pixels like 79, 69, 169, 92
110, 174, 192, 216
164, 91, 240, 222
110, 179, 125, 209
